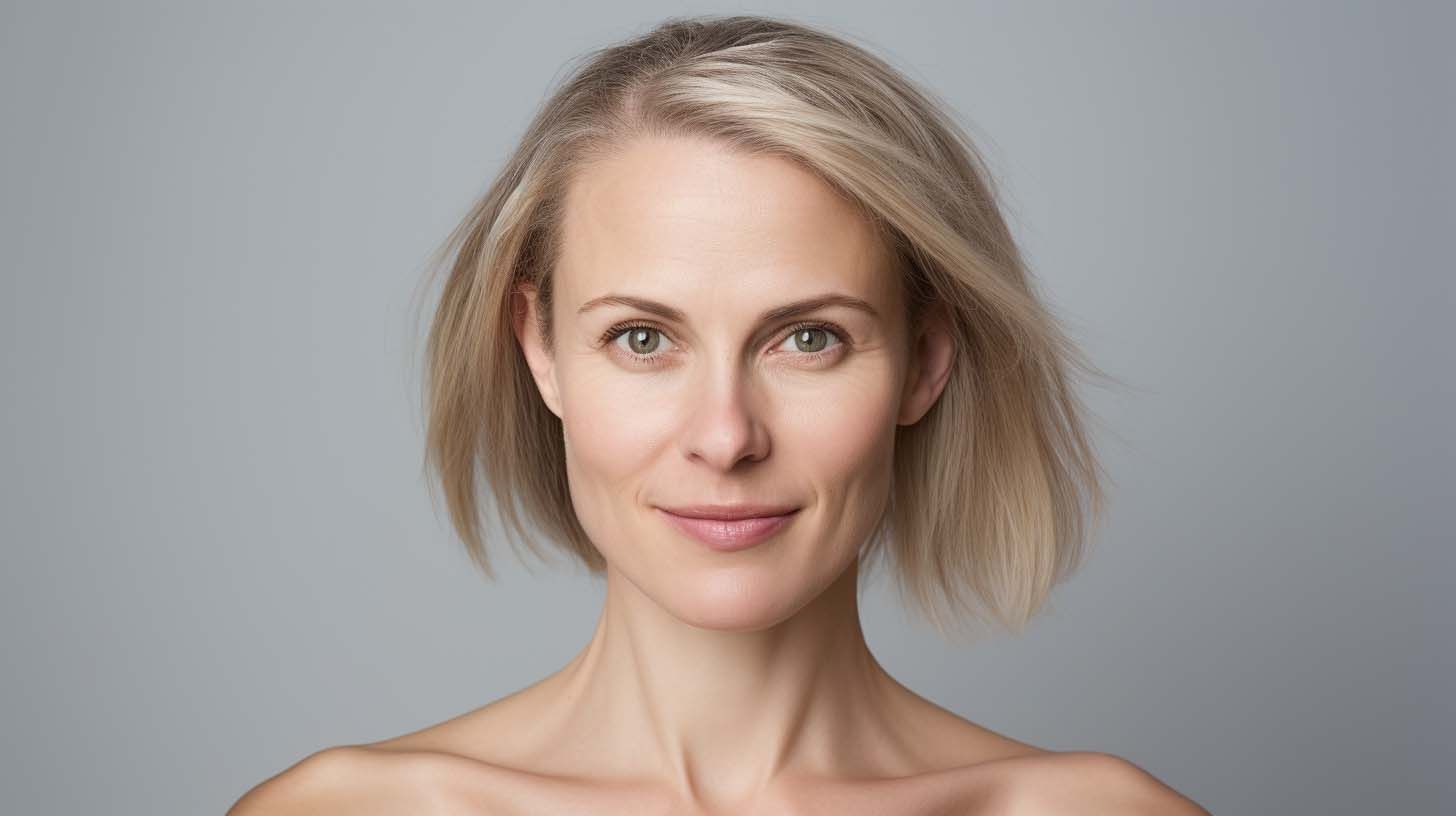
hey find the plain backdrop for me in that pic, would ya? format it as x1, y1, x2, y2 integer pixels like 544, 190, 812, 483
2, 2, 1450, 813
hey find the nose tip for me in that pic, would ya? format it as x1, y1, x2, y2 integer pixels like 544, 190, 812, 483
680, 376, 770, 471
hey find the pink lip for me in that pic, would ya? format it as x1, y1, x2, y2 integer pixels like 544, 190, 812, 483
657, 507, 799, 552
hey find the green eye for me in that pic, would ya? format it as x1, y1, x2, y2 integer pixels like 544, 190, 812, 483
790, 327, 831, 353
618, 326, 665, 356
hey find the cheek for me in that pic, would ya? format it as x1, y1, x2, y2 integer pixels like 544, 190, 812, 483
556, 364, 678, 518
777, 360, 901, 488
557, 363, 696, 571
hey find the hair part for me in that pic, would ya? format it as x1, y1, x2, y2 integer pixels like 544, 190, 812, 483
413, 14, 1115, 638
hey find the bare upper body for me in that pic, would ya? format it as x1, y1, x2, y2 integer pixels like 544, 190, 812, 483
227, 658, 1210, 815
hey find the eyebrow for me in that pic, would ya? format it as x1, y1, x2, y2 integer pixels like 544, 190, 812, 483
576, 292, 880, 324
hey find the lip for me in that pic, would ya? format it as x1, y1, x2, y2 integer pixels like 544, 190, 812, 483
656, 505, 800, 552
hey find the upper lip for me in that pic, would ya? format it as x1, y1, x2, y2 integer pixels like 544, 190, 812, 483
659, 504, 800, 520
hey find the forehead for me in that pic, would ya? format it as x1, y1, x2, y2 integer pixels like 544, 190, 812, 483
556, 135, 895, 304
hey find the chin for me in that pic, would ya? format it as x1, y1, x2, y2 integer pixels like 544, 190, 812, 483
660, 566, 812, 632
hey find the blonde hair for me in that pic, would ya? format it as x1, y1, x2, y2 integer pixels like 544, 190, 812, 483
413, 14, 1113, 637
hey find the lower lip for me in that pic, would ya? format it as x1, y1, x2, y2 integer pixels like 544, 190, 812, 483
657, 509, 798, 552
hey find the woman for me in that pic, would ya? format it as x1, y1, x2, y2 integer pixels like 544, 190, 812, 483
232, 14, 1208, 815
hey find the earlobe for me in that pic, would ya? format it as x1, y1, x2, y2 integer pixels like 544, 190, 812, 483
511, 283, 564, 419
897, 311, 956, 426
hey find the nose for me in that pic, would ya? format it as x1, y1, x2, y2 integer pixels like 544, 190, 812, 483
679, 363, 771, 472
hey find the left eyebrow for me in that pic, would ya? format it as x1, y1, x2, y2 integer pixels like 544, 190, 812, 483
576, 292, 880, 323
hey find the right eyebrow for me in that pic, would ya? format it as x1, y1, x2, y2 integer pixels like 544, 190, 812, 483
576, 294, 685, 322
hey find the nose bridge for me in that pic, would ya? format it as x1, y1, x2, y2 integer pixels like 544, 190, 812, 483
681, 350, 769, 470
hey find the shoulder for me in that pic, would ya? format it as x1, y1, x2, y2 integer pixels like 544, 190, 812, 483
226, 745, 441, 815
982, 751, 1211, 815
225, 696, 529, 813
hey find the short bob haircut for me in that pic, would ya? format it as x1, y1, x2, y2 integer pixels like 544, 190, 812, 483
416, 14, 1112, 637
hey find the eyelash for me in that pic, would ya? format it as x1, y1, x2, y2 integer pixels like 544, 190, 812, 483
597, 320, 849, 368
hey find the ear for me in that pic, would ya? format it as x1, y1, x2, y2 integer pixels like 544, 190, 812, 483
511, 282, 564, 419
897, 305, 956, 426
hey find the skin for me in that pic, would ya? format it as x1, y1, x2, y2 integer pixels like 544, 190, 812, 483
228, 134, 1209, 815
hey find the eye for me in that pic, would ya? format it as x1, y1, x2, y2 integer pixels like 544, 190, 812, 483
599, 319, 848, 368
777, 324, 842, 355
609, 325, 676, 358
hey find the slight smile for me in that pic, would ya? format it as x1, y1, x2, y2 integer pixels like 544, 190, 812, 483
656, 504, 801, 552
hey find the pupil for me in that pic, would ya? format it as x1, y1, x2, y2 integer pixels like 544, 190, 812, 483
631, 329, 656, 354
796, 329, 825, 352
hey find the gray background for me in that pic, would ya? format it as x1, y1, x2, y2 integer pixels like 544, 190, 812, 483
2, 1, 1449, 813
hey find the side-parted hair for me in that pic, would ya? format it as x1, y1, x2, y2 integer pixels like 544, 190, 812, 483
414, 14, 1113, 637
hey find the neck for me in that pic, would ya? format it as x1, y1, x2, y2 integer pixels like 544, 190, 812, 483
528, 557, 909, 806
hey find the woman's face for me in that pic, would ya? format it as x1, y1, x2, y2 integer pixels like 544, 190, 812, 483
516, 134, 948, 631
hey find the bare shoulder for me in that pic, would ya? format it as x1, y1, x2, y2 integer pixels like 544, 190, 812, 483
974, 750, 1211, 815
221, 693, 514, 814
225, 747, 333, 815
225, 695, 545, 814
225, 745, 442, 815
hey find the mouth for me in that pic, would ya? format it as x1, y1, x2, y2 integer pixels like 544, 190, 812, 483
655, 504, 801, 552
